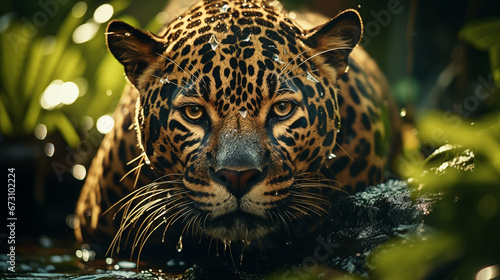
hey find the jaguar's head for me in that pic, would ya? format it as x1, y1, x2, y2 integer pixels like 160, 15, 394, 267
106, 0, 362, 243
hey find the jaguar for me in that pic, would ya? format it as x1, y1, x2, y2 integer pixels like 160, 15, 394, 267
75, 0, 400, 260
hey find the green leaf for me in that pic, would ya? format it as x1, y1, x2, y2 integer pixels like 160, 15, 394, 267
53, 46, 86, 81
0, 96, 13, 135
369, 235, 462, 280
491, 42, 500, 83
22, 88, 42, 134
459, 18, 500, 51
416, 111, 500, 172
40, 111, 80, 148
460, 18, 500, 84
0, 23, 30, 131
21, 39, 45, 100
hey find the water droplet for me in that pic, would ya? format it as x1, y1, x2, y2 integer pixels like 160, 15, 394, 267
176, 236, 183, 252
239, 109, 248, 118
306, 71, 319, 83
208, 34, 220, 51
328, 153, 337, 160
274, 191, 279, 196
358, 4, 361, 8
222, 239, 231, 252
285, 241, 292, 245
272, 54, 285, 64
399, 108, 407, 117
166, 192, 172, 199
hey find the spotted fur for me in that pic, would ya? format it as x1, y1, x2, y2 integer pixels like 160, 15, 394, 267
76, 0, 400, 256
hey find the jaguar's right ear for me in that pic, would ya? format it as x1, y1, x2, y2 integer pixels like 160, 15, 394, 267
106, 20, 164, 86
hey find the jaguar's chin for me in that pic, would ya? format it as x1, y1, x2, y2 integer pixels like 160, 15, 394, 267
202, 211, 278, 241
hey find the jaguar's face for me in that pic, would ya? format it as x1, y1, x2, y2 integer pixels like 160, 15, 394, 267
106, 0, 361, 242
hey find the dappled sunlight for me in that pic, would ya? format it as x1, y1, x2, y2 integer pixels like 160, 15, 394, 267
40, 80, 80, 110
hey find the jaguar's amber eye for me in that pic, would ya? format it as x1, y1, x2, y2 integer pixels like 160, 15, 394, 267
272, 101, 294, 119
183, 105, 204, 121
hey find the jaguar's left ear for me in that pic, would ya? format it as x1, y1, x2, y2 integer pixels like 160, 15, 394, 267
106, 20, 165, 87
302, 9, 362, 76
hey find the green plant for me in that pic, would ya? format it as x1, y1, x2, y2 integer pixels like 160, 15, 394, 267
0, 0, 139, 147
367, 18, 500, 280
370, 112, 500, 280
460, 17, 500, 84
0, 11, 85, 146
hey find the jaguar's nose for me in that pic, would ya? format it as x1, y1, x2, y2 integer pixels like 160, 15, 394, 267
214, 169, 262, 199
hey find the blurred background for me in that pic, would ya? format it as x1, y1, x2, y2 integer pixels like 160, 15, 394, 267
1, 0, 499, 278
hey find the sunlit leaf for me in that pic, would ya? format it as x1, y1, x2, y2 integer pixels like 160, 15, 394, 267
21, 39, 45, 100
491, 43, 500, 83
53, 46, 86, 81
35, 9, 84, 100
370, 235, 462, 280
459, 18, 500, 51
0, 23, 29, 122
0, 96, 13, 135
40, 111, 80, 148
460, 18, 500, 84
109, 0, 132, 15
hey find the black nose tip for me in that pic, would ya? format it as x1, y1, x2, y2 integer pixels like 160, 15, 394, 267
214, 169, 262, 199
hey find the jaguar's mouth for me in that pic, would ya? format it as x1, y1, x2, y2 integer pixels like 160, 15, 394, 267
202, 210, 278, 241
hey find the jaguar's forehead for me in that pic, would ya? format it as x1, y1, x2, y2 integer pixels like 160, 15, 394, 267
160, 0, 303, 52
144, 0, 323, 117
